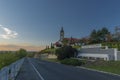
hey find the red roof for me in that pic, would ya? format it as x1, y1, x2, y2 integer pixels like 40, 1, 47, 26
54, 41, 62, 45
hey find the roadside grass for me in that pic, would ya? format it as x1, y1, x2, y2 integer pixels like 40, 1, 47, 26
0, 53, 19, 69
84, 60, 120, 75
60, 58, 85, 66
43, 58, 86, 66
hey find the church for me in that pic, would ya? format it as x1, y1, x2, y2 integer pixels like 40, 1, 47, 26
54, 27, 80, 47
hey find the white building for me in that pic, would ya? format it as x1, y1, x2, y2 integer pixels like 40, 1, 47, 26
77, 44, 120, 61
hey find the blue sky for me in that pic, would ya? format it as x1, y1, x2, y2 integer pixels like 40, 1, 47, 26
0, 0, 120, 51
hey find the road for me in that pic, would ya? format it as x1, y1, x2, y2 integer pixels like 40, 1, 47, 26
16, 58, 120, 80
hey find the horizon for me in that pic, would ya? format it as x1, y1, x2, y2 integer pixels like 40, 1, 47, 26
0, 0, 120, 51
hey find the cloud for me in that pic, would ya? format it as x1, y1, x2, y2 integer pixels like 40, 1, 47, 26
0, 25, 18, 39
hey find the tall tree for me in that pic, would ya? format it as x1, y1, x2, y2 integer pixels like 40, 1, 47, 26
90, 29, 98, 43
100, 27, 110, 41
50, 43, 54, 49
90, 27, 110, 43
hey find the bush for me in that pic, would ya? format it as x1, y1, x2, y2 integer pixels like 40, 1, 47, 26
16, 48, 27, 58
55, 46, 77, 60
102, 42, 120, 50
60, 58, 85, 66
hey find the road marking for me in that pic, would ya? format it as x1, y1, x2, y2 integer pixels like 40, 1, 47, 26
29, 59, 45, 80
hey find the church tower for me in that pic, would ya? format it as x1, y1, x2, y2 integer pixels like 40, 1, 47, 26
60, 27, 64, 41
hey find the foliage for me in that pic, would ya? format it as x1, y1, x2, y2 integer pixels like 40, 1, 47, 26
102, 42, 120, 50
84, 60, 120, 75
0, 52, 19, 69
16, 48, 27, 58
0, 48, 28, 69
50, 43, 54, 49
72, 45, 81, 49
90, 27, 110, 44
90, 29, 98, 43
55, 46, 77, 60
60, 58, 85, 66
62, 38, 69, 45
40, 48, 56, 53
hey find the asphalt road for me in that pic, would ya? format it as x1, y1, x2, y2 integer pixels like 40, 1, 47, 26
16, 58, 120, 80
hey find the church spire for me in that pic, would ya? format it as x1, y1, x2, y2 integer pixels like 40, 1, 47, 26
61, 27, 64, 32
60, 27, 64, 41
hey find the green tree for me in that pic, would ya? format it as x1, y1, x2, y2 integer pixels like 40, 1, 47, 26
90, 27, 110, 43
16, 48, 27, 58
100, 27, 110, 42
90, 29, 97, 43
0, 52, 19, 69
62, 38, 69, 45
50, 43, 54, 49
55, 46, 77, 60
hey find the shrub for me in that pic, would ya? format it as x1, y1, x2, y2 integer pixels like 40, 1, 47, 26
55, 46, 77, 60
60, 58, 85, 66
16, 48, 27, 58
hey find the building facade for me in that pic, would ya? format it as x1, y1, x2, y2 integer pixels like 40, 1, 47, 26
77, 44, 120, 61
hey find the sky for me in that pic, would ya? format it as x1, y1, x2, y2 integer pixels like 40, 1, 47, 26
0, 0, 120, 51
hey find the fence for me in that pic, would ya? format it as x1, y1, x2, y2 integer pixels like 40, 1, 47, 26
0, 58, 24, 80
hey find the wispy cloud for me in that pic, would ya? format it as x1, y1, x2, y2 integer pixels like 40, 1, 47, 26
0, 25, 18, 39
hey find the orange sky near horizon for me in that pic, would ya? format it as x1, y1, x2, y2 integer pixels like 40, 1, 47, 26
0, 44, 45, 51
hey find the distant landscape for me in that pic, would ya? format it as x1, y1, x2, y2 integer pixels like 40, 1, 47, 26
0, 49, 35, 69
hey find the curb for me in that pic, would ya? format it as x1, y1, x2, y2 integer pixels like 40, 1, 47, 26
76, 66, 120, 77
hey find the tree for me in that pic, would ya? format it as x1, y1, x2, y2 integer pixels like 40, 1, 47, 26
100, 27, 110, 42
62, 38, 69, 46
55, 46, 77, 60
50, 43, 54, 49
16, 48, 27, 58
90, 29, 97, 43
0, 52, 19, 69
90, 27, 110, 43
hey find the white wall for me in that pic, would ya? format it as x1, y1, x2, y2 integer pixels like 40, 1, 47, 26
77, 48, 116, 61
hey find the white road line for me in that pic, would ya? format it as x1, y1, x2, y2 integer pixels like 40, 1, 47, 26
29, 59, 45, 80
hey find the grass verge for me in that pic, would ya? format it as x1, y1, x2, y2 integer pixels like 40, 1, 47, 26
84, 60, 120, 75
60, 58, 85, 66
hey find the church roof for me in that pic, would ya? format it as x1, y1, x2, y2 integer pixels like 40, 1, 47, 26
54, 41, 62, 45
